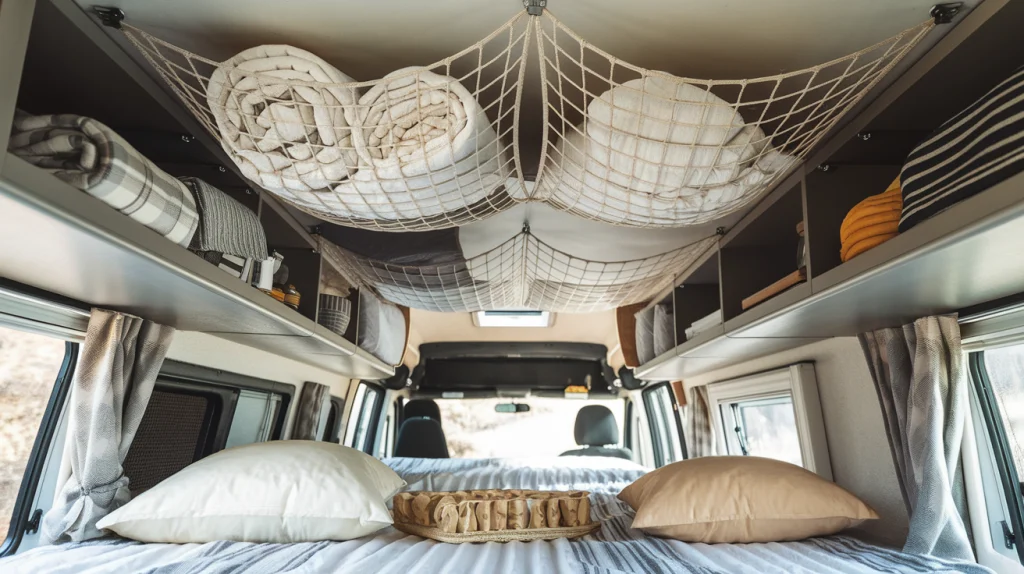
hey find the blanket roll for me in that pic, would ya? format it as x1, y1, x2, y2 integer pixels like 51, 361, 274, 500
539, 77, 793, 226
9, 112, 198, 246
331, 67, 508, 221
207, 45, 358, 197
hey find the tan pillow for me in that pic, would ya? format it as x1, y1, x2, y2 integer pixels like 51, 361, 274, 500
618, 456, 878, 543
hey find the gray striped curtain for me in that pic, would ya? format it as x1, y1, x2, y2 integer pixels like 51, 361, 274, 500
859, 315, 974, 561
685, 385, 716, 458
43, 309, 175, 543
293, 382, 330, 440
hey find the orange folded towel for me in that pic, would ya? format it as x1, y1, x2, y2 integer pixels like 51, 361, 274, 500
840, 178, 902, 262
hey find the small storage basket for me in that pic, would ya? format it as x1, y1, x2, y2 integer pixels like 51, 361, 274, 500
317, 294, 352, 336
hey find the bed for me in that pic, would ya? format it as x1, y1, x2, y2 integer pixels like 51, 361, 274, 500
0, 457, 992, 574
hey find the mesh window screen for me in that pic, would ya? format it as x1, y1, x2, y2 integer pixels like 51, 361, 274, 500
123, 390, 210, 494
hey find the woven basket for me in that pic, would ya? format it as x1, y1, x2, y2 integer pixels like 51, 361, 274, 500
317, 294, 352, 336
392, 489, 598, 543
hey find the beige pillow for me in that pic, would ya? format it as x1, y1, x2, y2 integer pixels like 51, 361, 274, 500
97, 440, 406, 543
618, 456, 878, 543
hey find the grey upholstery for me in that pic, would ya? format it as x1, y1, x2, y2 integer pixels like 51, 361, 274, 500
394, 417, 449, 459
404, 399, 442, 426
560, 405, 633, 460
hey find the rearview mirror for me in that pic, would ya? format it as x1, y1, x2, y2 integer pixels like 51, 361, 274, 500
494, 403, 531, 413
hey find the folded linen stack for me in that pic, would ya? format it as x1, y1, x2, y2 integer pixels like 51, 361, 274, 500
179, 177, 268, 281
839, 178, 902, 262
684, 309, 723, 341
208, 47, 507, 223
8, 112, 199, 247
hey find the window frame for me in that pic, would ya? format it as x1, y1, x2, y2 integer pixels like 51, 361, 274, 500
323, 396, 344, 443
969, 350, 1024, 563
1, 340, 78, 557
705, 364, 832, 479
158, 360, 296, 445
642, 382, 685, 467
345, 383, 385, 454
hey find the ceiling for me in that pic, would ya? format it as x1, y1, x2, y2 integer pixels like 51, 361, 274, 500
77, 0, 974, 81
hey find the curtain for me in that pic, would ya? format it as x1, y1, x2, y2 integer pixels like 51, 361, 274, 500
293, 382, 330, 440
858, 315, 974, 561
42, 309, 175, 543
685, 385, 716, 458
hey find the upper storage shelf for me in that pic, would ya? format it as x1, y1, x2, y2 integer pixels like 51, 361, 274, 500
0, 153, 393, 380
636, 0, 1024, 380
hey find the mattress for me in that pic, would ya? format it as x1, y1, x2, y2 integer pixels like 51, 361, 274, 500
1, 457, 992, 574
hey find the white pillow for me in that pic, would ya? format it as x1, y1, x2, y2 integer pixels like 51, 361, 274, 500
97, 440, 406, 543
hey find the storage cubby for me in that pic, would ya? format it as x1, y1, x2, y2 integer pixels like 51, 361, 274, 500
804, 165, 902, 278
720, 182, 806, 321
672, 252, 722, 344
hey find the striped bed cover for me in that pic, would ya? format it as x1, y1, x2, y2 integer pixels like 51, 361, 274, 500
0, 457, 991, 574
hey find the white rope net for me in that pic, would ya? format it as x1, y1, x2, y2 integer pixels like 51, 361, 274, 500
321, 232, 717, 313
122, 14, 532, 231
121, 11, 933, 232
532, 13, 933, 227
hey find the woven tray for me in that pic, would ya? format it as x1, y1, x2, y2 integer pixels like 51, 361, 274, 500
394, 519, 600, 543
392, 489, 597, 543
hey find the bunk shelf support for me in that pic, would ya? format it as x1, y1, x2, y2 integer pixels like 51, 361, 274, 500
931, 3, 963, 25
524, 0, 547, 16
92, 6, 125, 29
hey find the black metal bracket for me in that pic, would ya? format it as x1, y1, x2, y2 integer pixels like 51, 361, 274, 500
92, 6, 125, 29
931, 3, 962, 24
524, 0, 547, 16
816, 163, 833, 173
715, 226, 727, 236
23, 509, 42, 535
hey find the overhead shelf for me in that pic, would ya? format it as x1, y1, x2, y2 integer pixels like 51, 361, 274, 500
636, 162, 1024, 381
0, 154, 394, 380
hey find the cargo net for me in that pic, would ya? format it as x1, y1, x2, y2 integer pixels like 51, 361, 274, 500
322, 232, 717, 313
120, 13, 532, 231
121, 10, 934, 231
532, 12, 933, 227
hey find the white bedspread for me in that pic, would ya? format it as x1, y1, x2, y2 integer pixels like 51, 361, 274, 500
0, 457, 992, 574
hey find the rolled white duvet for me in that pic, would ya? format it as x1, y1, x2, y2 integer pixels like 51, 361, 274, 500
207, 45, 358, 198
328, 67, 508, 221
539, 76, 794, 226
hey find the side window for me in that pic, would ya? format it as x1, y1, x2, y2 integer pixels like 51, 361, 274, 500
122, 382, 226, 494
704, 364, 830, 477
0, 325, 77, 555
224, 390, 283, 449
969, 347, 1024, 563
642, 383, 684, 467
345, 383, 383, 454
623, 399, 634, 451
718, 395, 801, 466
322, 396, 344, 443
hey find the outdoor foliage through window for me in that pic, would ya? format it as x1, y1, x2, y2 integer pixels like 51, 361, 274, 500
982, 344, 1024, 477
0, 326, 66, 541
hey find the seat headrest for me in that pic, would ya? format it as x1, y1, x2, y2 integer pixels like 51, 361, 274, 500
394, 417, 449, 459
404, 399, 441, 423
574, 405, 620, 447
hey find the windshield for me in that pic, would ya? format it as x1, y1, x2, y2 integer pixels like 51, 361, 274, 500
435, 397, 625, 458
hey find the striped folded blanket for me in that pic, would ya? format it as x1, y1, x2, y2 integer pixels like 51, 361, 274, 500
900, 66, 1024, 232
8, 112, 199, 247
178, 177, 268, 261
